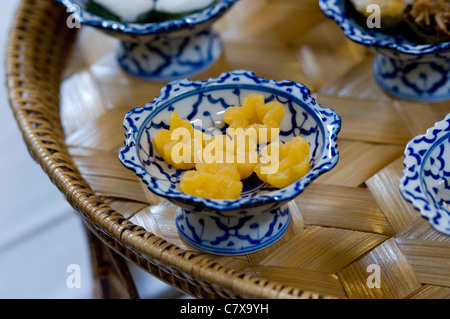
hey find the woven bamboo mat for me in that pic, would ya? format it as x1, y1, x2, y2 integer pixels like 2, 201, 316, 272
8, 0, 450, 299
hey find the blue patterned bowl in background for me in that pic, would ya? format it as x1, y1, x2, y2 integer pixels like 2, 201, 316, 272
57, 0, 238, 81
400, 114, 450, 236
118, 70, 341, 255
319, 0, 450, 102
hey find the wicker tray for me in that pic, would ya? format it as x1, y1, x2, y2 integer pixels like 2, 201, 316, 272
6, 0, 450, 299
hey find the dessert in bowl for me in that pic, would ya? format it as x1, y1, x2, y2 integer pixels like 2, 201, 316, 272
400, 113, 450, 236
57, 0, 238, 81
118, 70, 341, 255
319, 0, 450, 101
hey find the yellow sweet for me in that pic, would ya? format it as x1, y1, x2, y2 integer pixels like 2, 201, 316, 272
254, 136, 310, 189
180, 163, 243, 199
202, 134, 258, 180
155, 103, 309, 200
153, 110, 205, 170
233, 135, 258, 180
223, 93, 285, 143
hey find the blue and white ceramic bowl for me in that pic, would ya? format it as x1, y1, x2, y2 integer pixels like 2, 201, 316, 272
118, 70, 341, 255
319, 0, 450, 102
400, 114, 450, 236
57, 0, 238, 81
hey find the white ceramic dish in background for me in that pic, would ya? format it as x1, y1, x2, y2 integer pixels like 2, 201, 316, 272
57, 0, 238, 81
320, 0, 450, 102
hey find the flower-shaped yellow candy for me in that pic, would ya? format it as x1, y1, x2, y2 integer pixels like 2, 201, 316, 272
254, 136, 310, 189
153, 111, 205, 170
202, 134, 258, 180
180, 163, 243, 199
223, 93, 285, 143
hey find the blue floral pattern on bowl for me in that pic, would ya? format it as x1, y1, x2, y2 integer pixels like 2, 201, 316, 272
319, 0, 450, 102
400, 114, 450, 236
57, 0, 238, 81
118, 70, 341, 255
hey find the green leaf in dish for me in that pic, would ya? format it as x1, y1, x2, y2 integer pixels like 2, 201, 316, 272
86, 0, 123, 22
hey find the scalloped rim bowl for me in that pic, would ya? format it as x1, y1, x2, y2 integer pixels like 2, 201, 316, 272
400, 114, 450, 236
119, 70, 341, 212
57, 0, 238, 36
319, 0, 450, 102
118, 70, 341, 254
56, 0, 239, 80
318, 0, 450, 55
